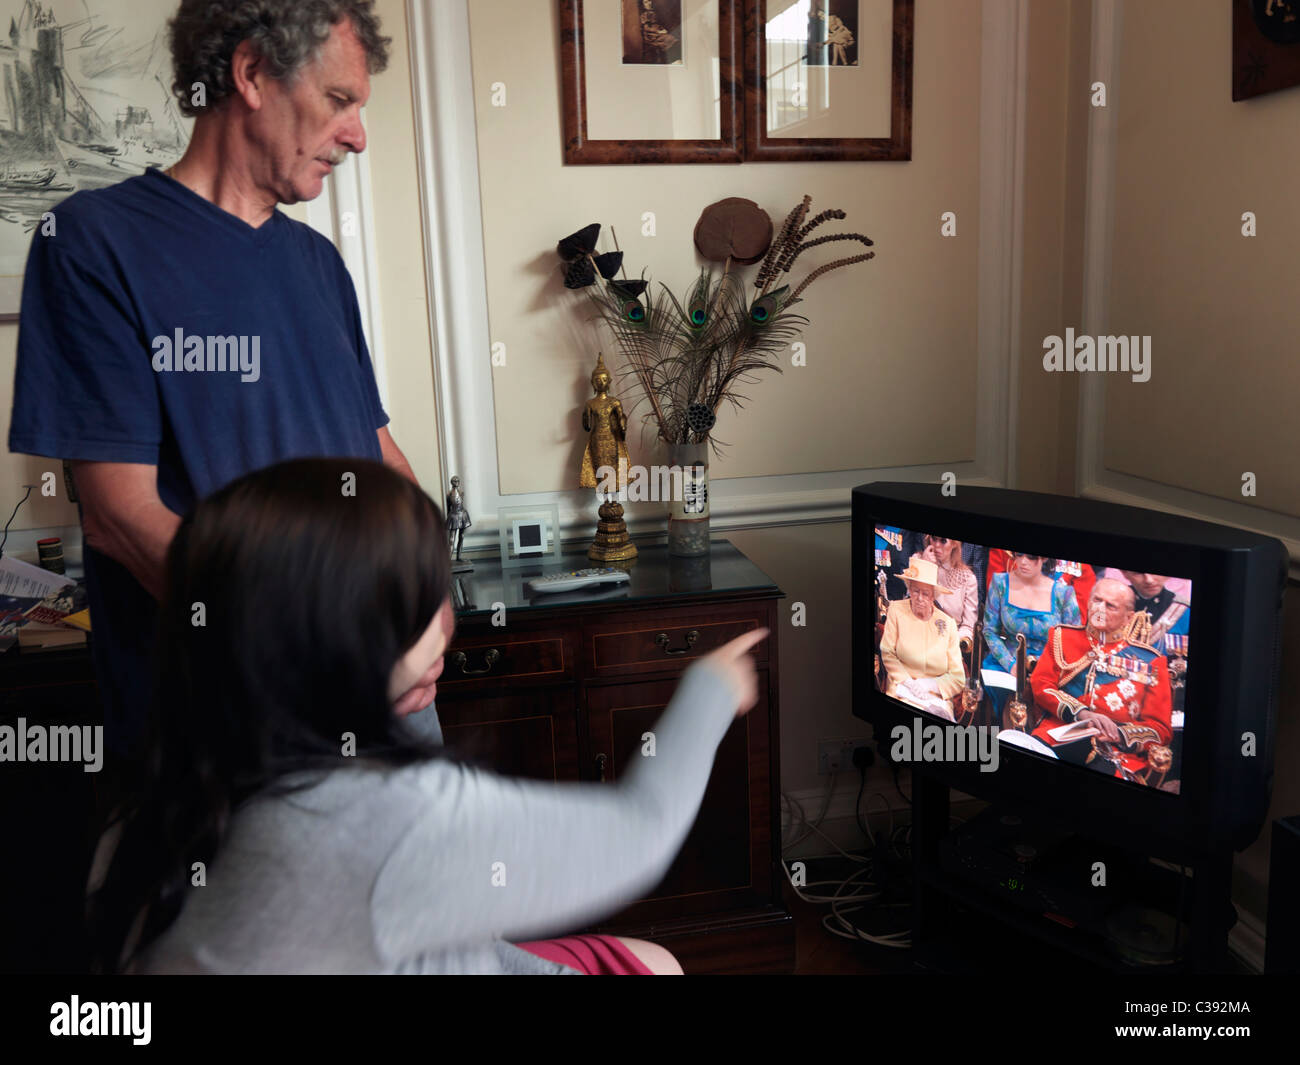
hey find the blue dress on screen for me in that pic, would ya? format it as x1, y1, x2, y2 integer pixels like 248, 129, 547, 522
980, 573, 1082, 714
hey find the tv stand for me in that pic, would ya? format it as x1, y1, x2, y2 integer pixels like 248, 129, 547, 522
910, 773, 1239, 974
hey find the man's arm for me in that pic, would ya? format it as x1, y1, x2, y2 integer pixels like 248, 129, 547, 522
376, 426, 439, 715
377, 426, 418, 485
71, 462, 182, 601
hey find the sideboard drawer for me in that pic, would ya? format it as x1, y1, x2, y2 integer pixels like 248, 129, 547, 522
439, 626, 576, 690
584, 603, 769, 679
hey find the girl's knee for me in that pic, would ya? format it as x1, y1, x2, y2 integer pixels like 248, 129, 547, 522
616, 936, 683, 975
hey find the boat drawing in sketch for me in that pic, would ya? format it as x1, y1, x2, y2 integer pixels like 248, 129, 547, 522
1, 0, 190, 276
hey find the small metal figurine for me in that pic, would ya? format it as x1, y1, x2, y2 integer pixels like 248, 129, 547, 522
446, 475, 474, 573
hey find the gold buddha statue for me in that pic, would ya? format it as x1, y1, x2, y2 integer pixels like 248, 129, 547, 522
579, 353, 629, 495
580, 353, 636, 563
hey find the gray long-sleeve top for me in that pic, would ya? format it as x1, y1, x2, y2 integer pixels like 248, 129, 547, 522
138, 659, 734, 974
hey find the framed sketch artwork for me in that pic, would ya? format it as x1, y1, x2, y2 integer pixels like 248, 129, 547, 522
0, 0, 192, 317
560, 0, 912, 164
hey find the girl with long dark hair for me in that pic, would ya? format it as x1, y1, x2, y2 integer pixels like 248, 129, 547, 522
87, 458, 765, 974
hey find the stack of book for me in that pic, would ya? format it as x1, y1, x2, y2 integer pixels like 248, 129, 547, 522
0, 556, 90, 653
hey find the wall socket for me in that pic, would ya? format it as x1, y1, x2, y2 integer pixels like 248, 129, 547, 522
817, 738, 859, 776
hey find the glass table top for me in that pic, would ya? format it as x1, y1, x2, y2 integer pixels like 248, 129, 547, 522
448, 539, 781, 618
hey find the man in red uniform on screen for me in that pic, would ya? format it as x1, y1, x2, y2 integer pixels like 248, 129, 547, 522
1028, 578, 1173, 781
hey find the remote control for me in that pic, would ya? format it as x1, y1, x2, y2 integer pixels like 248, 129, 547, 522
527, 568, 631, 594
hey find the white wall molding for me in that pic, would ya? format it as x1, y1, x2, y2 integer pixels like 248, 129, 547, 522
1076, 0, 1122, 501
409, 0, 1028, 551
979, 0, 1030, 490
407, 0, 495, 522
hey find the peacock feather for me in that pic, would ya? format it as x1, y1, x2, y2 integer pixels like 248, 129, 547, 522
590, 268, 803, 451
559, 194, 870, 454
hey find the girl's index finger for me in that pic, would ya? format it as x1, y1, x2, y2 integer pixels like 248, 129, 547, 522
720, 627, 769, 657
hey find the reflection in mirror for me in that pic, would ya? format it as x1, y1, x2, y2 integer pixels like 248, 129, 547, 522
766, 0, 825, 133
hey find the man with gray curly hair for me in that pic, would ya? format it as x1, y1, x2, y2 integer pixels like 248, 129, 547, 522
9, 0, 443, 768
165, 0, 391, 212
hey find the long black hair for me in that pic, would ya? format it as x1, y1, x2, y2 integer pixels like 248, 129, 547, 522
87, 458, 452, 972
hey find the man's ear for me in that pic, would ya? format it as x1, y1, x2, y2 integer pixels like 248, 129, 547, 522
229, 39, 266, 111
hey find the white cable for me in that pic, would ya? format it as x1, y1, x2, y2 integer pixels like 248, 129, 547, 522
780, 774, 836, 853
820, 865, 912, 948
779, 791, 809, 850
859, 789, 896, 848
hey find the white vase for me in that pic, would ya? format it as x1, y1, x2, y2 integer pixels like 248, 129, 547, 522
667, 441, 710, 557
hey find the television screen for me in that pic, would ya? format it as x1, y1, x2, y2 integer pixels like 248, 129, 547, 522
872, 525, 1191, 793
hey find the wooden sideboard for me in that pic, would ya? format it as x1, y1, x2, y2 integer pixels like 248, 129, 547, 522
434, 540, 793, 974
0, 539, 794, 975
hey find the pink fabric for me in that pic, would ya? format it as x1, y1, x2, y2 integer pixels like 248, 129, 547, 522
514, 934, 655, 975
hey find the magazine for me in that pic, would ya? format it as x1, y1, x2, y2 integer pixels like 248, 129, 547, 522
0, 555, 83, 650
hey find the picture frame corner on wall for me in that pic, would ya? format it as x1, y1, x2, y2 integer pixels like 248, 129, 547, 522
560, 0, 744, 165
1231, 0, 1300, 102
560, 0, 913, 165
743, 0, 914, 163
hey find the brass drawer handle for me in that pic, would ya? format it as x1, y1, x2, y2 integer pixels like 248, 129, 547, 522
450, 648, 501, 675
655, 629, 699, 656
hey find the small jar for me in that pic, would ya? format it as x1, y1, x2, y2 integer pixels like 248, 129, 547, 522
37, 536, 65, 575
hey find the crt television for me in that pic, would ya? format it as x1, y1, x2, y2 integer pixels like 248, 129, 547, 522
852, 482, 1287, 859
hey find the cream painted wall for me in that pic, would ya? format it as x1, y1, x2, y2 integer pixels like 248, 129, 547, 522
727, 523, 866, 797
467, 0, 982, 495
1103, 0, 1300, 513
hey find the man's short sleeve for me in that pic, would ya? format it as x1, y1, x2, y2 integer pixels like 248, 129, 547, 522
8, 234, 161, 462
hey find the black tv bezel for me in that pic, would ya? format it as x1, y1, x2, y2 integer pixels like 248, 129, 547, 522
852, 482, 1285, 862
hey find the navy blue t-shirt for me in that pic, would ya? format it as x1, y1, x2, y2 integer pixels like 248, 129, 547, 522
9, 167, 388, 754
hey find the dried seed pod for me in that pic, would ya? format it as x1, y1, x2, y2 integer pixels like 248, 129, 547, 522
563, 257, 597, 288
686, 402, 716, 435
557, 223, 601, 260
593, 251, 624, 279
694, 197, 773, 264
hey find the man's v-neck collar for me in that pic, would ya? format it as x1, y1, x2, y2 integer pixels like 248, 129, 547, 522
144, 166, 285, 247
